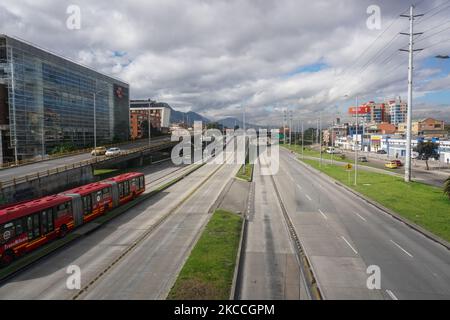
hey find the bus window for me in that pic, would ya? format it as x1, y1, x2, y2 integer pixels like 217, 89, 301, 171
56, 202, 71, 219
82, 195, 92, 215
140, 176, 145, 189
46, 210, 54, 232
0, 222, 15, 244
131, 178, 136, 188
41, 211, 48, 235
26, 216, 33, 240
103, 187, 111, 198
33, 214, 40, 238
124, 181, 130, 195
119, 182, 124, 198
15, 219, 24, 235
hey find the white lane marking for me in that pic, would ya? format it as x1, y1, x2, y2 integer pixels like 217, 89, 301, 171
353, 212, 367, 222
296, 184, 302, 191
386, 289, 399, 300
305, 194, 312, 201
390, 240, 414, 258
341, 236, 358, 255
289, 175, 294, 182
318, 209, 328, 220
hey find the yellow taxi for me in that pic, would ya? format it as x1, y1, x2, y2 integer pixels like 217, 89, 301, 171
384, 160, 398, 169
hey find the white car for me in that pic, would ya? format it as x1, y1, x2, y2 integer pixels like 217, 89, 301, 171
105, 147, 121, 157
326, 147, 342, 154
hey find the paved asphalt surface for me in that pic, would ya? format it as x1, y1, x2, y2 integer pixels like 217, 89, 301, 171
239, 152, 308, 299
0, 147, 239, 299
276, 148, 450, 299
0, 136, 171, 183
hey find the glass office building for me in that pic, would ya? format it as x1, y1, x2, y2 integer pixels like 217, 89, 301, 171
0, 34, 130, 164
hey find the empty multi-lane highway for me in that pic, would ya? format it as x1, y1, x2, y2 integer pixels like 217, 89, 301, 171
275, 148, 450, 299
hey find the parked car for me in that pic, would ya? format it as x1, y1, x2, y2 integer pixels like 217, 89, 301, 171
91, 146, 107, 156
105, 147, 121, 157
376, 150, 387, 154
385, 160, 398, 169
358, 156, 368, 162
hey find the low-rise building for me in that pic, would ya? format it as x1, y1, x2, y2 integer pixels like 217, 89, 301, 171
413, 118, 446, 138
129, 100, 171, 139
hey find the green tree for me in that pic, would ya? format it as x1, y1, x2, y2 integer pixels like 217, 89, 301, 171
415, 141, 438, 170
206, 122, 223, 130
444, 176, 450, 200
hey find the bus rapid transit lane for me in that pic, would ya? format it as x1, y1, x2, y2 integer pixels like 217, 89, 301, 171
238, 151, 309, 300
77, 159, 240, 299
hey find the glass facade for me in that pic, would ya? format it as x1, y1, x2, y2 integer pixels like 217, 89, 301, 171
0, 35, 129, 163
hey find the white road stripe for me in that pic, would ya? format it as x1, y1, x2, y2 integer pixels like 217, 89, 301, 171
386, 289, 399, 300
390, 240, 414, 258
305, 194, 312, 201
296, 184, 302, 191
318, 209, 328, 220
353, 212, 367, 222
289, 175, 294, 182
341, 236, 358, 255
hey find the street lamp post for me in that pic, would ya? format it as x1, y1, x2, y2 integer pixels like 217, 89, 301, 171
242, 104, 246, 174
301, 121, 304, 159
93, 83, 108, 155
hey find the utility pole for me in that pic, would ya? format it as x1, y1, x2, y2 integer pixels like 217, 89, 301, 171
400, 5, 423, 182
354, 96, 358, 186
283, 109, 287, 145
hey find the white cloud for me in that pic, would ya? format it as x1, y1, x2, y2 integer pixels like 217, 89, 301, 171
1, 0, 449, 125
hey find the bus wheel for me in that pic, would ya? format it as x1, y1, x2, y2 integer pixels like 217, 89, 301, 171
1, 250, 14, 267
59, 225, 68, 238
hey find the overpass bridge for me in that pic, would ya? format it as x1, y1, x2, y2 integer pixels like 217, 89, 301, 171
0, 137, 177, 207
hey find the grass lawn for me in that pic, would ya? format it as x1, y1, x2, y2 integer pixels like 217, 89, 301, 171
283, 145, 401, 173
302, 158, 450, 242
236, 163, 254, 182
93, 168, 119, 176
167, 209, 243, 300
284, 144, 346, 161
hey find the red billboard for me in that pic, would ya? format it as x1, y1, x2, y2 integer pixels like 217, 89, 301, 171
348, 105, 371, 115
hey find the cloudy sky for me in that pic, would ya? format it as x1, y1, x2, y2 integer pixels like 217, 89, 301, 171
1, 0, 450, 125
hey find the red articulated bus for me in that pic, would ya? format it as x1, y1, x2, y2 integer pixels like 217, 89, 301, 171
0, 172, 145, 266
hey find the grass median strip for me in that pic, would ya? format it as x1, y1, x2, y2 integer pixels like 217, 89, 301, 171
301, 158, 450, 243
236, 163, 254, 182
168, 209, 243, 300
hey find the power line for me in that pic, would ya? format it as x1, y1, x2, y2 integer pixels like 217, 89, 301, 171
336, 6, 410, 82
416, 24, 450, 44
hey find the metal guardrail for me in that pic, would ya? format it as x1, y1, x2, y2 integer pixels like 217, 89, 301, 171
0, 140, 176, 189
